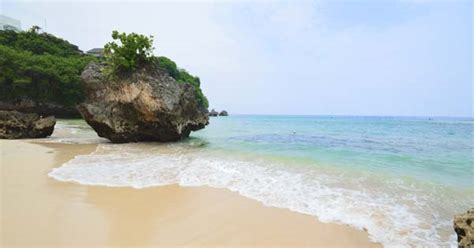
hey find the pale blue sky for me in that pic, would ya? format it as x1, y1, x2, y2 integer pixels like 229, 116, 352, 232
2, 0, 472, 116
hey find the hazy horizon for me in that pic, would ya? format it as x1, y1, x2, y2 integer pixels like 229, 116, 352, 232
2, 0, 472, 117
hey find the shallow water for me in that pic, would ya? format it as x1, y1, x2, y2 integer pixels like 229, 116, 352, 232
48, 115, 474, 247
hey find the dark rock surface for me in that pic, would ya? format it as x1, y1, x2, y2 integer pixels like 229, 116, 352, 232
0, 110, 56, 139
219, 110, 228, 116
77, 62, 209, 143
209, 109, 219, 117
0, 99, 79, 118
454, 208, 474, 248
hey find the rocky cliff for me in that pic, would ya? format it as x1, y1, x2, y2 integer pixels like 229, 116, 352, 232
0, 110, 56, 139
0, 99, 79, 118
77, 62, 209, 143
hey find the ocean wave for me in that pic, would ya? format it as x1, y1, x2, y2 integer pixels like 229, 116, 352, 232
40, 122, 108, 144
48, 143, 469, 247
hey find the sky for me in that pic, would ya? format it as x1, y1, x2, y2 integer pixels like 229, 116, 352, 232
1, 0, 472, 117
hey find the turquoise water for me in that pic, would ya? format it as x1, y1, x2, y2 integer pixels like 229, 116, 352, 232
194, 115, 473, 187
49, 115, 474, 247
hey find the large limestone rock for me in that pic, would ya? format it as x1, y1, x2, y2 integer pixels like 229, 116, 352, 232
0, 110, 56, 139
77, 62, 209, 143
454, 208, 474, 248
219, 110, 228, 116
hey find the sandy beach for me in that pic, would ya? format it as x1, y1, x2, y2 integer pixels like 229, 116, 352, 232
1, 1, 471, 245
0, 139, 380, 247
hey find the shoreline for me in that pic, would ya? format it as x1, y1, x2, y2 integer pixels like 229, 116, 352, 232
1, 139, 381, 247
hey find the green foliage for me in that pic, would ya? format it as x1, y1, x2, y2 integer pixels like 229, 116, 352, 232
103, 31, 208, 108
0, 28, 81, 57
156, 56, 179, 78
104, 31, 154, 74
0, 28, 209, 109
157, 56, 208, 108
0, 28, 95, 106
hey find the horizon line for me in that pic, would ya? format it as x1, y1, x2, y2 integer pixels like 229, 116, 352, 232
218, 113, 474, 119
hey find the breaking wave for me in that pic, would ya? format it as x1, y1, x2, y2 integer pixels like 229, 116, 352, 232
49, 143, 470, 247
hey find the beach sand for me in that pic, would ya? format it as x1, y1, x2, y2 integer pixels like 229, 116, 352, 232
1, 139, 380, 247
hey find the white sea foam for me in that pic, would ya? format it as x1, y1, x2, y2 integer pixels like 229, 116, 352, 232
49, 143, 465, 247
40, 122, 108, 144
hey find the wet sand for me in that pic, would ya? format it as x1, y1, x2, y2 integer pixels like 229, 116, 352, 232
1, 139, 380, 247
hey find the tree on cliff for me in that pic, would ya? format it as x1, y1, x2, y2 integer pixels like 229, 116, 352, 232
103, 31, 208, 108
104, 31, 154, 74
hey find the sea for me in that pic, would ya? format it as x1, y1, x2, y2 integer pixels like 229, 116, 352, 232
47, 115, 474, 247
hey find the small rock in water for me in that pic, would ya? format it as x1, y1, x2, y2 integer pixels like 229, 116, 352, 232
454, 208, 474, 248
219, 110, 228, 116
0, 110, 56, 139
209, 109, 219, 117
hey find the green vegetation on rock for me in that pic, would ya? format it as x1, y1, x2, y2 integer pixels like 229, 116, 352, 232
104, 31, 154, 74
156, 56, 208, 108
0, 28, 208, 110
104, 31, 208, 108
0, 27, 96, 106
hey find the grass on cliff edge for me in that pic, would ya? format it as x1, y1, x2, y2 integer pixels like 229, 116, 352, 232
104, 31, 209, 108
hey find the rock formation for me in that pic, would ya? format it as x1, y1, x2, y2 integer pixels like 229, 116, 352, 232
0, 99, 80, 118
77, 62, 209, 143
0, 110, 56, 139
454, 208, 474, 248
209, 109, 219, 117
219, 110, 228, 116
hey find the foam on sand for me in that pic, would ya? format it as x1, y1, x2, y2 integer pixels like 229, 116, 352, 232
48, 143, 471, 247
